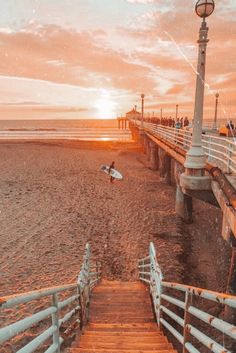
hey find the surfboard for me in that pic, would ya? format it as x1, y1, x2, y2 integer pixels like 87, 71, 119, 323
100, 165, 123, 180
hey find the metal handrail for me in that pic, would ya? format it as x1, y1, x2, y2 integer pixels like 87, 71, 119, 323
0, 243, 101, 353
138, 242, 236, 353
133, 121, 236, 174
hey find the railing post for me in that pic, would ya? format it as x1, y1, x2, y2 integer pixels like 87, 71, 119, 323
149, 242, 163, 328
156, 274, 162, 328
150, 257, 157, 320
78, 285, 83, 331
51, 293, 60, 353
174, 127, 177, 144
208, 136, 211, 163
182, 290, 191, 353
227, 143, 233, 174
183, 130, 186, 149
77, 243, 91, 330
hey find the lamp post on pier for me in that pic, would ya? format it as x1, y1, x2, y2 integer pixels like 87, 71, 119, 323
181, 0, 215, 190
213, 92, 219, 130
175, 104, 179, 120
141, 93, 145, 130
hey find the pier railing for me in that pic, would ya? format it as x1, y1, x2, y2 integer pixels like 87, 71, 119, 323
133, 121, 236, 174
0, 243, 101, 353
138, 242, 236, 353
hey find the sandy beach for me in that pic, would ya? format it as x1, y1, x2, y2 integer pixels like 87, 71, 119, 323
0, 140, 231, 352
0, 139, 231, 293
0, 140, 186, 296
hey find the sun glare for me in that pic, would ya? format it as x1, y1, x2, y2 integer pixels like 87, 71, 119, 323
95, 91, 116, 119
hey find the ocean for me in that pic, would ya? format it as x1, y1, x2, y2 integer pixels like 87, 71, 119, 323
0, 116, 233, 141
0, 119, 132, 141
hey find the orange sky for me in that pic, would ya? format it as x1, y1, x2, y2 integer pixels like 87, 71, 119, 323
0, 0, 235, 120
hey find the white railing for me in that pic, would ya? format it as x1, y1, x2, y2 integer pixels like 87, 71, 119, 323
133, 121, 236, 174
0, 244, 101, 353
138, 243, 236, 353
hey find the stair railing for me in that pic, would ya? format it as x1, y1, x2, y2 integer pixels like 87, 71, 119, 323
138, 242, 236, 353
0, 243, 101, 353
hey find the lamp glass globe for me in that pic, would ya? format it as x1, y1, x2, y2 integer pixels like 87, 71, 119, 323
195, 0, 215, 18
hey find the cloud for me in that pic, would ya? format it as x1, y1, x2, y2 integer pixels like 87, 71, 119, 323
0, 0, 235, 118
0, 23, 161, 99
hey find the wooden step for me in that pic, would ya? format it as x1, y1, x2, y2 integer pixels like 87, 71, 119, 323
83, 331, 163, 336
92, 281, 143, 288
67, 281, 177, 353
90, 318, 156, 324
78, 343, 174, 350
66, 348, 177, 353
85, 323, 159, 332
78, 336, 168, 344
91, 308, 152, 313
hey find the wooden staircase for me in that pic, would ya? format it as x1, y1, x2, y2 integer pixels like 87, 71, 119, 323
67, 280, 177, 353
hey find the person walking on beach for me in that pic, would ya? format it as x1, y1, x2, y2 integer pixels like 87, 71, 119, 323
108, 161, 115, 183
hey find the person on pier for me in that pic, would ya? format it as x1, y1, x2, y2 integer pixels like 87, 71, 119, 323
226, 120, 234, 130
184, 117, 189, 127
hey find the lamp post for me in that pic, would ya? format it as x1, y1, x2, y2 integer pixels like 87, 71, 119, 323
176, 104, 179, 120
213, 92, 219, 130
183, 0, 215, 171
141, 94, 145, 129
181, 0, 215, 190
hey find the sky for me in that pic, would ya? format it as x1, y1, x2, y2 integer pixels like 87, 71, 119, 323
0, 0, 235, 119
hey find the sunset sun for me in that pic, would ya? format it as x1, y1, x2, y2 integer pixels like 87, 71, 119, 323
95, 91, 116, 119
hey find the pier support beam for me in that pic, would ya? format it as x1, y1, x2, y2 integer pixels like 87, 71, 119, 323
175, 184, 193, 224
174, 161, 193, 223
142, 135, 148, 155
164, 154, 171, 185
159, 149, 171, 184
149, 142, 159, 171
142, 135, 151, 161
146, 139, 151, 161
222, 216, 232, 242
159, 148, 165, 178
130, 124, 139, 142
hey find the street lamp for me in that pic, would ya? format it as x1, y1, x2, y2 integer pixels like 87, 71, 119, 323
213, 92, 219, 130
195, 0, 214, 18
184, 0, 215, 171
176, 104, 179, 120
181, 0, 215, 190
141, 94, 145, 129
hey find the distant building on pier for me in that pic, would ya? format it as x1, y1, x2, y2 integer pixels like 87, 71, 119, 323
126, 105, 141, 120
117, 106, 141, 129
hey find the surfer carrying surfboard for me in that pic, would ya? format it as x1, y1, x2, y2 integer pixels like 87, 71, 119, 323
100, 163, 123, 181
108, 161, 115, 183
